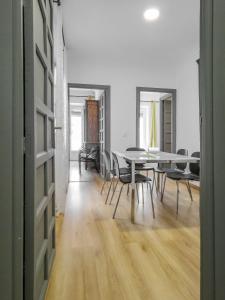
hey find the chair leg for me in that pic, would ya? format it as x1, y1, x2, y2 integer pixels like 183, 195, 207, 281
176, 181, 180, 215
146, 171, 149, 189
112, 177, 115, 190
100, 180, 106, 194
186, 181, 193, 202
161, 174, 167, 203
152, 171, 156, 192
142, 183, 144, 204
105, 177, 113, 204
148, 182, 155, 219
110, 179, 119, 204
113, 184, 124, 219
136, 183, 139, 204
79, 159, 81, 174
156, 172, 160, 194
127, 184, 130, 195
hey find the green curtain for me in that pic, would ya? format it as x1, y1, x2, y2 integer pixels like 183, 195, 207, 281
150, 102, 157, 148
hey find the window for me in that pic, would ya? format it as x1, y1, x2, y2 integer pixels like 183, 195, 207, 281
140, 112, 145, 149
139, 102, 160, 151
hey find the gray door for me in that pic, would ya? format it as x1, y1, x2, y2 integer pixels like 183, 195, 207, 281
200, 0, 225, 299
24, 0, 55, 299
99, 92, 106, 176
160, 95, 172, 152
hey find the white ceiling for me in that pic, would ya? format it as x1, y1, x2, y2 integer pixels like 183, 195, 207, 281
62, 0, 200, 64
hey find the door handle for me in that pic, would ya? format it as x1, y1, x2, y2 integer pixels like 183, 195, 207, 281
54, 126, 62, 130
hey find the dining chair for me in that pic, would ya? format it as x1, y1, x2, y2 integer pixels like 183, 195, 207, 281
155, 148, 188, 202
100, 150, 130, 204
111, 152, 155, 219
79, 144, 100, 173
166, 152, 200, 214
126, 147, 156, 199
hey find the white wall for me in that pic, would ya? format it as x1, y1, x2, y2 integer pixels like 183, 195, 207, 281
67, 50, 200, 155
67, 53, 178, 151
54, 6, 69, 213
176, 48, 200, 154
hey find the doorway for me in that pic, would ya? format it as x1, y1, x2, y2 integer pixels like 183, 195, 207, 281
68, 83, 111, 182
136, 87, 176, 152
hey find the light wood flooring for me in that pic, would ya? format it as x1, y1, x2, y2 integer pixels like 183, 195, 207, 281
45, 165, 200, 300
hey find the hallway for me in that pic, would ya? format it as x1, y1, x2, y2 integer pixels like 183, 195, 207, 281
45, 165, 200, 300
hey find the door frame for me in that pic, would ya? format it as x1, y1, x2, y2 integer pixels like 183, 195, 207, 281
4, 0, 225, 298
68, 83, 111, 156
136, 87, 177, 152
200, 0, 225, 299
0, 0, 24, 299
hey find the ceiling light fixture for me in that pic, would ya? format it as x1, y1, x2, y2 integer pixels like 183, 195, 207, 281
144, 8, 160, 21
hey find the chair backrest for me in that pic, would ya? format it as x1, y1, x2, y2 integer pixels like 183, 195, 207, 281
126, 147, 145, 166
126, 147, 145, 152
176, 148, 188, 171
89, 146, 99, 159
112, 152, 120, 178
102, 150, 111, 173
189, 152, 200, 176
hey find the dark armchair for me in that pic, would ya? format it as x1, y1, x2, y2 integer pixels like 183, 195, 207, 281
78, 144, 100, 173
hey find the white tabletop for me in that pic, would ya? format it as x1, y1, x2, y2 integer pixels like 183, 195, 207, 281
114, 150, 200, 163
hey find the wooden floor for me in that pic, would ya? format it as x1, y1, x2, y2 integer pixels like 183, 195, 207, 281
45, 165, 200, 300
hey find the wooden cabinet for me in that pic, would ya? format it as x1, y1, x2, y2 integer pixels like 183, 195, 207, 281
85, 100, 99, 143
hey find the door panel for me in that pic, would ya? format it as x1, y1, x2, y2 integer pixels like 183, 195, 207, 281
99, 92, 106, 176
200, 0, 225, 298
24, 0, 55, 299
161, 99, 172, 152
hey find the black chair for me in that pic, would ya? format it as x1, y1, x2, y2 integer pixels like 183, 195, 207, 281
155, 148, 188, 201
166, 152, 200, 214
78, 144, 100, 173
100, 150, 130, 204
126, 147, 156, 196
112, 152, 155, 219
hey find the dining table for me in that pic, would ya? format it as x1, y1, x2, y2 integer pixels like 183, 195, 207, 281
114, 150, 200, 223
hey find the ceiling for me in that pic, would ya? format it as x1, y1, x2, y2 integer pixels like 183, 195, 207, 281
62, 0, 200, 64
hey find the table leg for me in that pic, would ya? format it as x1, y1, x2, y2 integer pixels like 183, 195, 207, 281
131, 160, 135, 223
184, 161, 191, 174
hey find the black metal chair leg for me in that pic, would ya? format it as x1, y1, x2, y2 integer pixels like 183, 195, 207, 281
146, 171, 149, 189
148, 182, 155, 218
152, 171, 156, 192
186, 181, 193, 202
142, 183, 144, 204
113, 184, 124, 219
161, 174, 167, 202
156, 172, 160, 194
112, 177, 115, 190
105, 177, 113, 204
110, 179, 119, 204
79, 157, 81, 174
127, 184, 130, 195
100, 180, 106, 194
176, 181, 180, 215
136, 183, 139, 204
